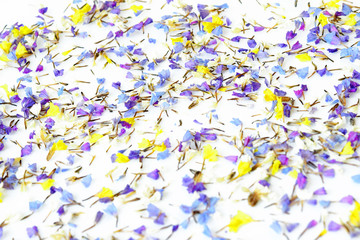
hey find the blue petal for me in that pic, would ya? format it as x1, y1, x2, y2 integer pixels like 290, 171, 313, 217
230, 118, 242, 126
60, 190, 74, 203
104, 203, 118, 216
352, 174, 360, 183
202, 225, 212, 237
272, 65, 285, 75
81, 175, 92, 188
296, 67, 309, 79
212, 26, 223, 36
29, 201, 42, 211
270, 221, 282, 234
342, 4, 351, 15
150, 92, 165, 105
183, 130, 194, 142
197, 212, 210, 225
147, 203, 160, 217
157, 149, 170, 160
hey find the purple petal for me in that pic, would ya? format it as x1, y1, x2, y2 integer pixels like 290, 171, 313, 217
313, 187, 327, 195
95, 211, 104, 223
340, 195, 354, 204
81, 142, 91, 151
297, 172, 307, 189
247, 39, 257, 48
307, 219, 317, 228
147, 169, 160, 180
286, 31, 297, 41
39, 7, 48, 14
21, 144, 32, 157
291, 41, 302, 50
328, 221, 341, 231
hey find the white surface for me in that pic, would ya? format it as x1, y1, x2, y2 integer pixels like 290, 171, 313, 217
0, 0, 358, 240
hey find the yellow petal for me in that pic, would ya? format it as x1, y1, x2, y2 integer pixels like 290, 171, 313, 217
154, 143, 166, 152
345, 14, 357, 26
317, 229, 327, 238
0, 54, 10, 62
295, 53, 311, 62
121, 117, 135, 126
325, 0, 340, 9
171, 37, 183, 45
271, 160, 281, 175
130, 5, 143, 13
202, 22, 217, 33
340, 142, 354, 155
263, 88, 277, 101
0, 41, 12, 54
300, 117, 311, 126
103, 54, 113, 64
89, 133, 103, 144
62, 49, 74, 56
96, 187, 114, 198
229, 210, 253, 232
274, 97, 283, 120
289, 169, 298, 179
41, 179, 55, 190
232, 27, 242, 33
212, 15, 223, 26
15, 42, 28, 59
115, 153, 130, 163
238, 161, 251, 177
0, 192, 2, 203
197, 65, 210, 74
11, 28, 20, 38
155, 127, 163, 138
350, 201, 360, 227
45, 102, 60, 117
251, 48, 259, 54
71, 10, 85, 25
318, 13, 328, 27
51, 140, 68, 151
203, 144, 218, 162
202, 15, 223, 33
81, 3, 92, 13
138, 138, 151, 148
70, 4, 91, 25
0, 84, 10, 98
19, 26, 33, 35
9, 91, 17, 97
